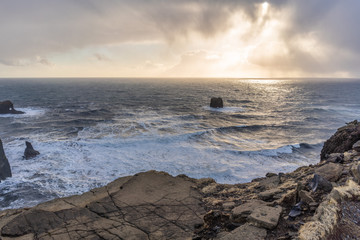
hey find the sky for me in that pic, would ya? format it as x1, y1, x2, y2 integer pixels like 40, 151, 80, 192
0, 0, 359, 78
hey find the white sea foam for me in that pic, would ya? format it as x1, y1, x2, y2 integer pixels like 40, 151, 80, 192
1, 128, 320, 211
0, 107, 46, 118
203, 106, 244, 113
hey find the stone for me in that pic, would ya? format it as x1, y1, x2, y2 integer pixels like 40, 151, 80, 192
222, 202, 236, 210
288, 201, 303, 218
202, 183, 218, 194
0, 100, 24, 114
299, 190, 315, 204
23, 141, 40, 160
326, 153, 344, 163
353, 140, 360, 152
248, 205, 282, 229
218, 223, 267, 240
0, 171, 206, 240
231, 200, 267, 223
321, 120, 360, 161
351, 163, 360, 183
309, 174, 333, 193
0, 139, 12, 180
259, 188, 282, 201
266, 172, 277, 178
315, 163, 343, 182
210, 97, 223, 108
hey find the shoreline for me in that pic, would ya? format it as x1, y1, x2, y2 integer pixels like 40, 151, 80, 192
0, 121, 360, 239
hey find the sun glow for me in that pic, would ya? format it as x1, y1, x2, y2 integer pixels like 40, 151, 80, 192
262, 2, 269, 15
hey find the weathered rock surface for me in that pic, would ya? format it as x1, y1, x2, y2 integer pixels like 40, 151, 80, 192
321, 120, 360, 160
218, 223, 267, 240
23, 141, 40, 160
0, 100, 24, 114
248, 205, 282, 229
0, 139, 12, 181
231, 200, 267, 223
210, 97, 223, 108
0, 171, 206, 239
315, 162, 343, 182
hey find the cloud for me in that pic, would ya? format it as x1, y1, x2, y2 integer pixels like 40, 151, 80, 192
93, 53, 111, 62
0, 0, 359, 77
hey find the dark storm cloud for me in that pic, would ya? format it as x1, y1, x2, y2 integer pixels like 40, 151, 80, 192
0, 0, 359, 76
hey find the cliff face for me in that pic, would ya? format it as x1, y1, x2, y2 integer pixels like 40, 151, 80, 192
1, 121, 360, 240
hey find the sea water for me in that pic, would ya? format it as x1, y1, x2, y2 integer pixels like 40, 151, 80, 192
0, 78, 359, 210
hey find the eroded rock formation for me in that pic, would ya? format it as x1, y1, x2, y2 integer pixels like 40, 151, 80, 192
23, 141, 40, 160
0, 100, 24, 114
0, 139, 12, 181
210, 97, 223, 108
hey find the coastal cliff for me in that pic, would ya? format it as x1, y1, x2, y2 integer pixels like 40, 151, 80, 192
1, 121, 360, 239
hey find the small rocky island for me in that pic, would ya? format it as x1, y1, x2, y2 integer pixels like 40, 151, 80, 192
1, 121, 360, 239
0, 100, 24, 114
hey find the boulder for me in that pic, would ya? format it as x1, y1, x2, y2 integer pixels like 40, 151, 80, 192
353, 140, 360, 152
321, 120, 360, 161
0, 139, 12, 180
218, 223, 267, 240
308, 174, 333, 193
210, 97, 223, 108
0, 100, 24, 114
24, 141, 40, 160
231, 199, 267, 223
315, 163, 343, 182
248, 205, 282, 229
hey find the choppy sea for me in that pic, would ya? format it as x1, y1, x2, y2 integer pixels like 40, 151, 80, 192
0, 78, 359, 210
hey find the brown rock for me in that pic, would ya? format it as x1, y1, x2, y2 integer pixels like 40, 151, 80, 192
315, 163, 343, 182
0, 171, 206, 240
299, 190, 314, 204
321, 120, 360, 161
231, 200, 267, 223
223, 202, 236, 210
218, 223, 267, 240
248, 205, 282, 229
259, 188, 282, 201
353, 140, 360, 152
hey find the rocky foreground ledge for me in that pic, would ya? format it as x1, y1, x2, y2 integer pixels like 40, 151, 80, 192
1, 121, 360, 240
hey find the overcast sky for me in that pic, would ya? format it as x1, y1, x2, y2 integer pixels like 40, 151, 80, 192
0, 0, 359, 78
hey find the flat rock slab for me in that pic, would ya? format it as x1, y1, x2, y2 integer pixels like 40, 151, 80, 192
248, 205, 282, 229
218, 223, 267, 240
0, 171, 206, 240
231, 200, 267, 223
315, 162, 343, 182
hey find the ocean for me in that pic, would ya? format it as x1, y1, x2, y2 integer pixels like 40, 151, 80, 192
0, 78, 359, 210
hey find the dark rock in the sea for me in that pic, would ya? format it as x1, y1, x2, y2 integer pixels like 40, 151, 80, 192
0, 139, 12, 180
308, 174, 333, 193
0, 100, 24, 114
210, 97, 223, 108
23, 141, 40, 160
321, 120, 360, 161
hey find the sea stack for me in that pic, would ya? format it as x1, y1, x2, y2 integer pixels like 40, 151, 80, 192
0, 139, 12, 180
0, 100, 24, 114
210, 97, 223, 108
24, 141, 40, 160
